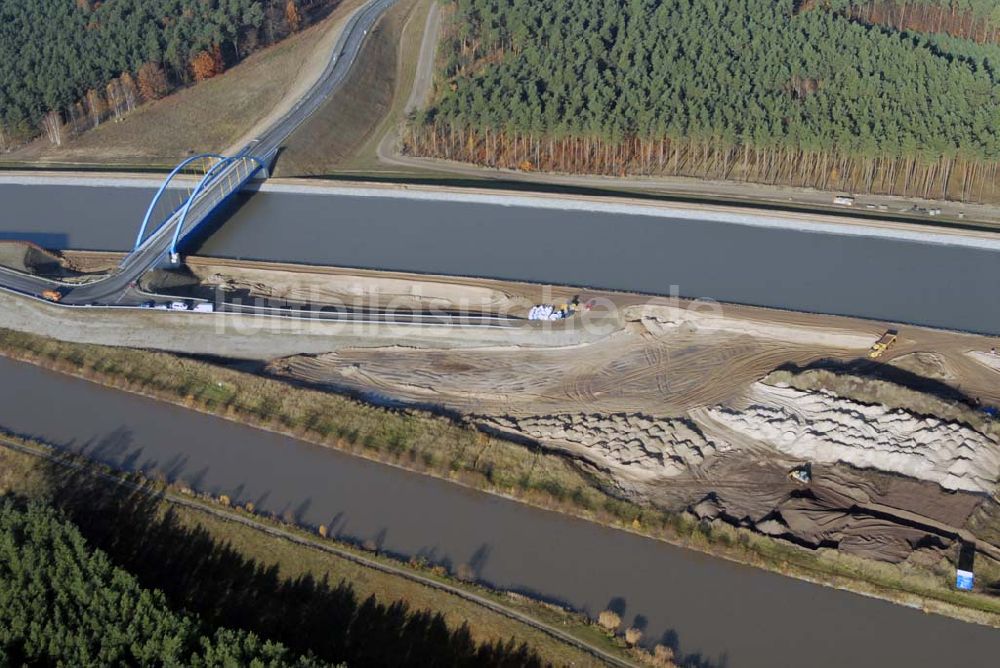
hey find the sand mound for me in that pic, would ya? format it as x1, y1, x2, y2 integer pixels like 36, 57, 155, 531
189, 260, 520, 312
479, 413, 728, 477
968, 350, 1000, 373
704, 383, 1000, 494
624, 304, 874, 349
0, 241, 63, 275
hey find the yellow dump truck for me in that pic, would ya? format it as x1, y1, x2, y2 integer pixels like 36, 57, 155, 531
868, 329, 898, 359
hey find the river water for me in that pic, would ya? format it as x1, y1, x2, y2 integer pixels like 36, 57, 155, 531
1, 182, 1000, 333
1, 356, 998, 666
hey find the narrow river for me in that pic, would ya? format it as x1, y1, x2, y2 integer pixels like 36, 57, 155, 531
1, 356, 997, 666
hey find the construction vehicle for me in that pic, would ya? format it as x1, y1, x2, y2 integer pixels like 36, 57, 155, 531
528, 303, 570, 320
868, 329, 898, 359
40, 289, 62, 303
788, 464, 812, 485
529, 297, 581, 321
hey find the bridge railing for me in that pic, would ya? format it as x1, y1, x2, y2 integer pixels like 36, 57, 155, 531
133, 154, 227, 251
167, 154, 267, 259
126, 152, 268, 267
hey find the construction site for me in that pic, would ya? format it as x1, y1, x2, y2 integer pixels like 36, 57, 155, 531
3, 238, 1000, 586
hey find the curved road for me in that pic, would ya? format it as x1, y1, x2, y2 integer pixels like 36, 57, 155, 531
0, 0, 399, 307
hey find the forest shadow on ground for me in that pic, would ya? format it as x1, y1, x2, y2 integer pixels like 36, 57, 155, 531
39, 457, 547, 667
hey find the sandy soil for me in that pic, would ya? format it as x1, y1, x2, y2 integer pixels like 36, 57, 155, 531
5, 252, 1000, 564
272, 304, 873, 417
703, 382, 1000, 494
185, 256, 526, 314
968, 350, 1000, 373
0, 282, 597, 360
220, 260, 1000, 564
1, 244, 117, 278
0, 242, 55, 274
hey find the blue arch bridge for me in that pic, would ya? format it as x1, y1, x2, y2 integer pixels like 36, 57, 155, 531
0, 149, 275, 306
130, 150, 271, 266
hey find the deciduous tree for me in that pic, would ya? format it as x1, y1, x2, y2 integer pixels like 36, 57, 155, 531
285, 0, 302, 32
190, 49, 219, 81
85, 88, 105, 128
41, 110, 63, 145
137, 62, 171, 100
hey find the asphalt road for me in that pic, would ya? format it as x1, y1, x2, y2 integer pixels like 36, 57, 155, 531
0, 0, 400, 308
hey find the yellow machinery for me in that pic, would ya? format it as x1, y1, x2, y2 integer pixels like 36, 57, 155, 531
868, 329, 898, 359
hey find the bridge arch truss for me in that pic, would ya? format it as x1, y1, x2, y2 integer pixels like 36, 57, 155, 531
133, 154, 227, 251
168, 154, 266, 257
131, 152, 268, 262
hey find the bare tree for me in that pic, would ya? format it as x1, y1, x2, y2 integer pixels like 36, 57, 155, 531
106, 79, 125, 121
120, 72, 138, 113
86, 89, 105, 128
67, 101, 87, 135
41, 110, 64, 146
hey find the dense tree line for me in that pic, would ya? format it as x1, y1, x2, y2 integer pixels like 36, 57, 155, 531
0, 0, 324, 149
0, 497, 318, 666
40, 468, 550, 667
822, 0, 1000, 44
407, 0, 1000, 201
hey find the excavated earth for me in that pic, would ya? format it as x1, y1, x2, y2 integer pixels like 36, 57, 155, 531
226, 259, 1000, 567
16, 254, 1000, 567
0, 244, 120, 278
703, 382, 1000, 495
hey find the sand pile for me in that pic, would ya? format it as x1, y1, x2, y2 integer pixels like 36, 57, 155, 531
0, 241, 63, 275
704, 383, 1000, 494
968, 350, 1000, 373
479, 413, 728, 477
189, 261, 520, 313
624, 304, 874, 349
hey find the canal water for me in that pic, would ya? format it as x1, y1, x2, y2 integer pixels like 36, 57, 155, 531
2, 181, 1000, 333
